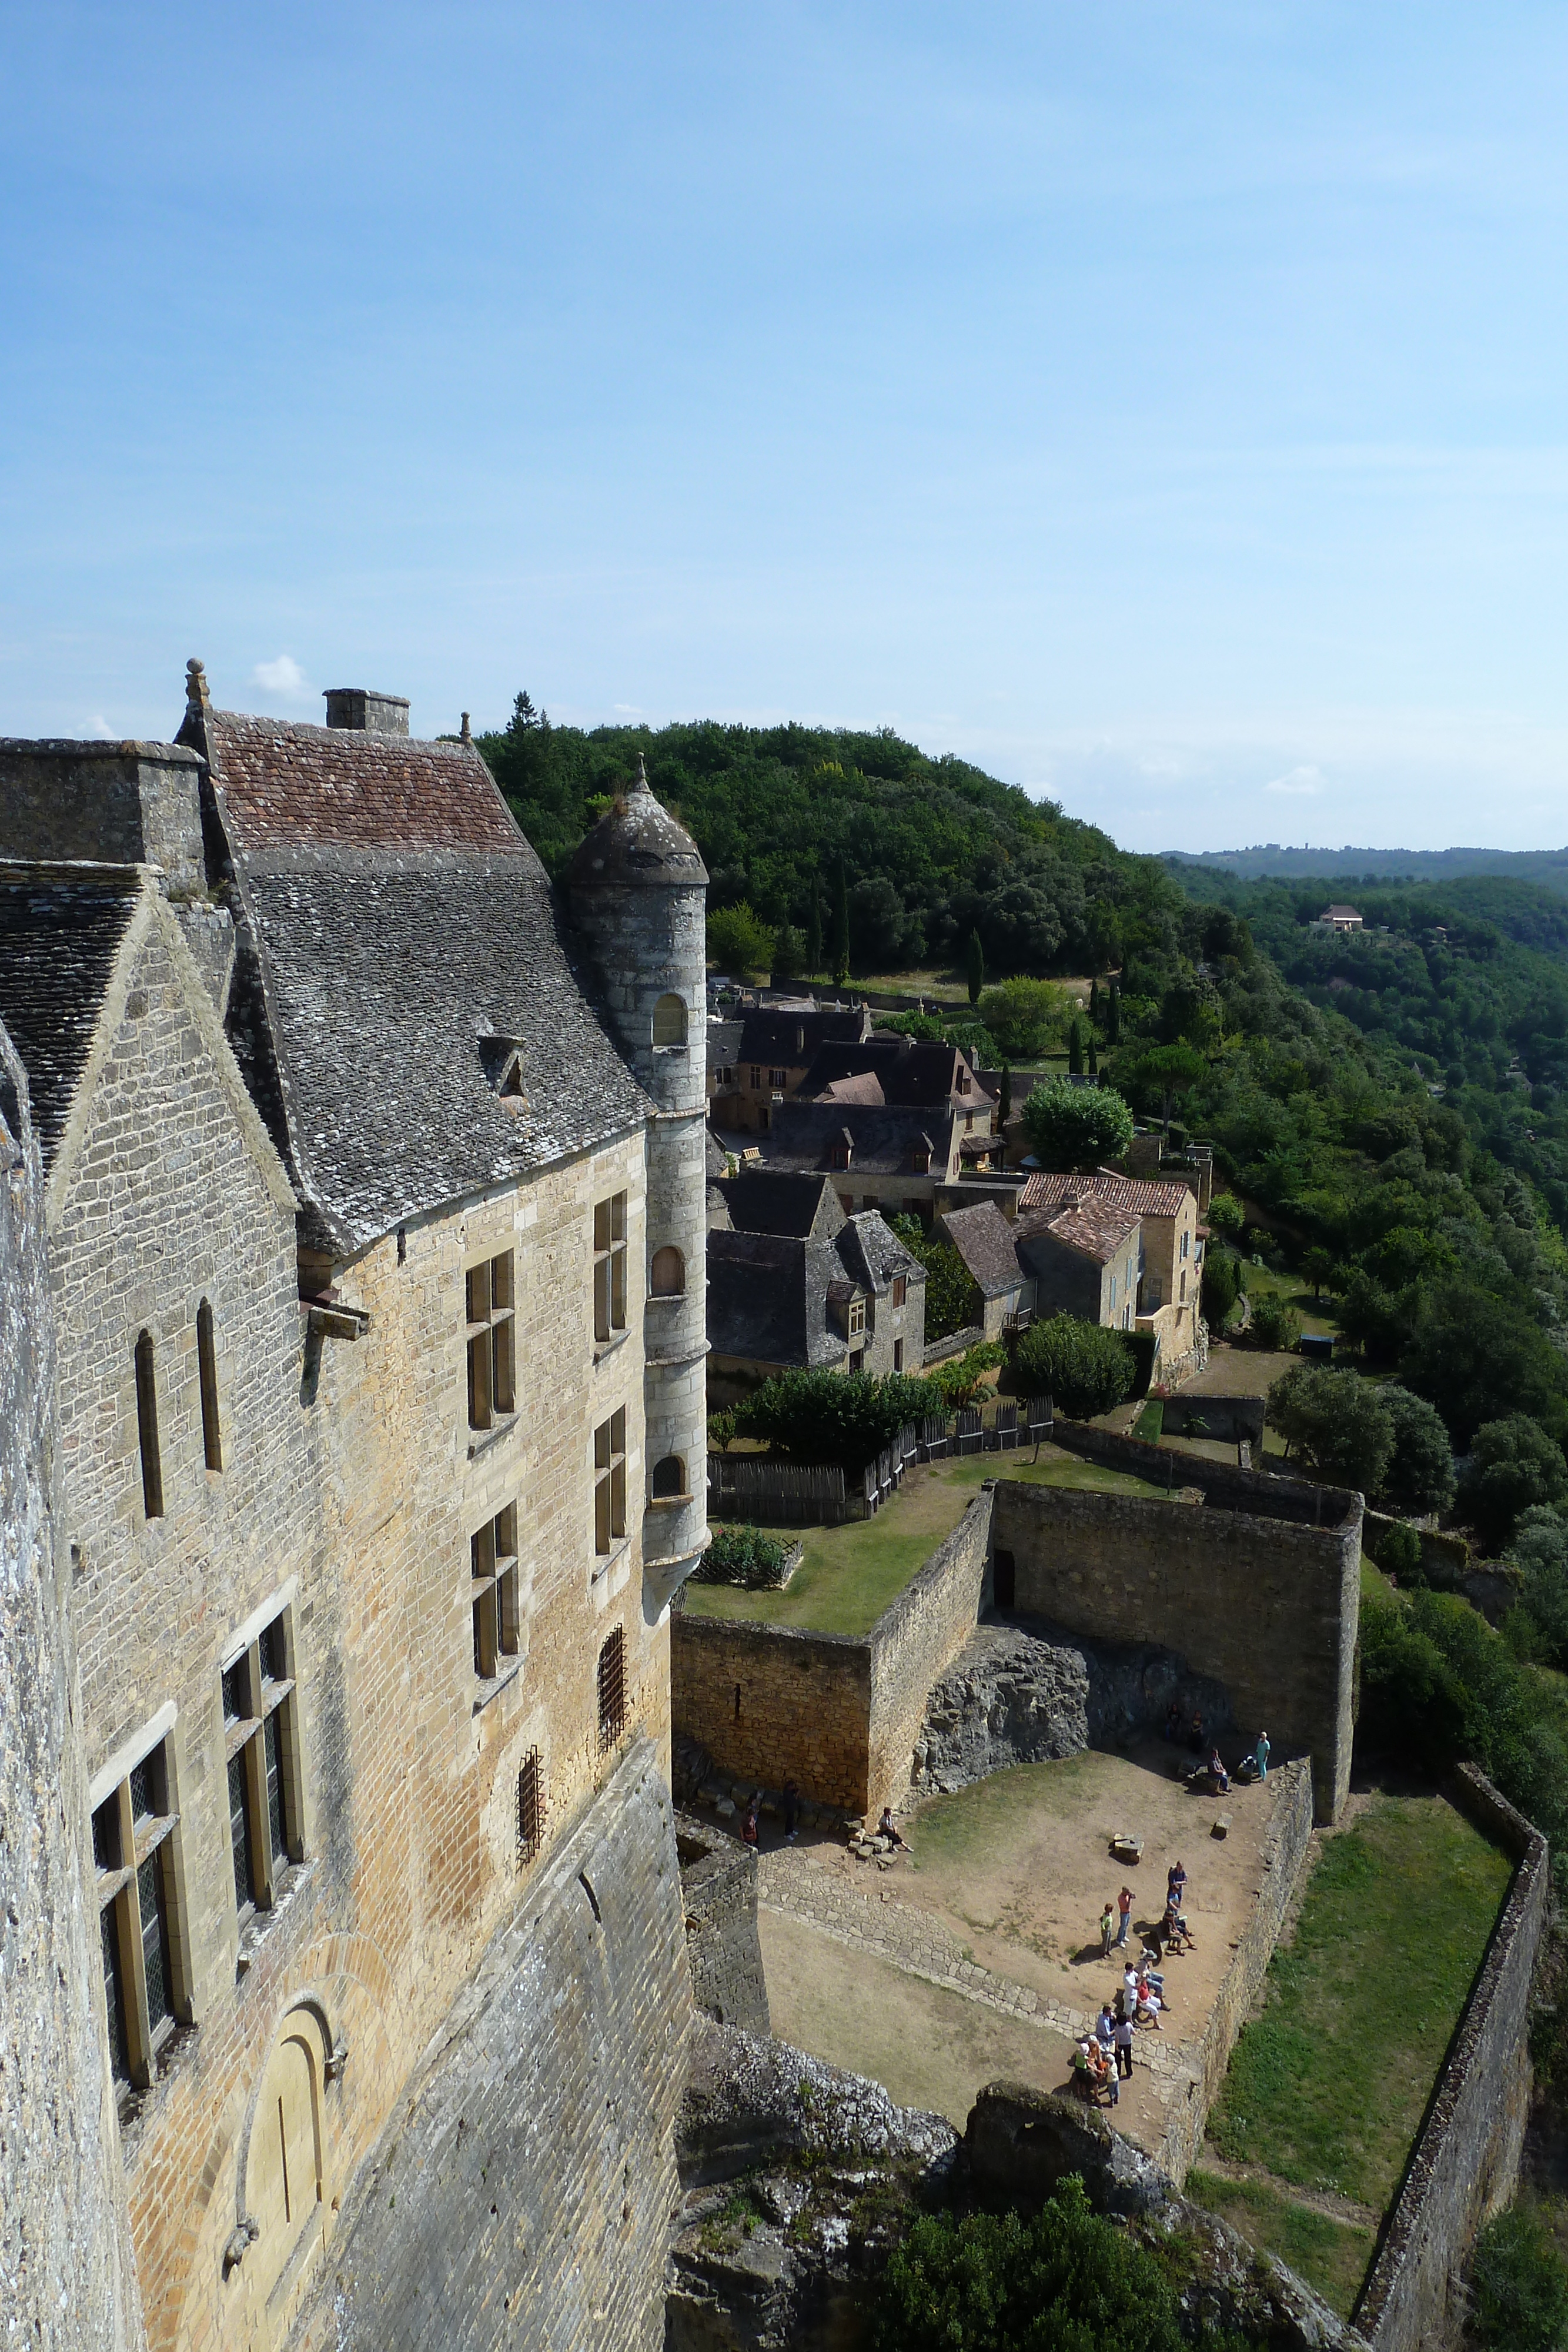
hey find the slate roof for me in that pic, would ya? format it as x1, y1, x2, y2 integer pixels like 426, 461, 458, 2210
0, 864, 141, 1171
734, 1006, 869, 1067
232, 846, 651, 1251
800, 1036, 984, 1108
566, 759, 707, 889
707, 1210, 920, 1367
1018, 1169, 1192, 1221
762, 1098, 959, 1176
941, 1201, 1029, 1298
707, 1018, 745, 1074
711, 1171, 844, 1240
836, 1211, 925, 1298
814, 1071, 885, 1106
194, 709, 526, 856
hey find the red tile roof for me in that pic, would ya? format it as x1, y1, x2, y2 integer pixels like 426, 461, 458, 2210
1017, 1197, 1140, 1265
1018, 1169, 1192, 1220
200, 711, 529, 856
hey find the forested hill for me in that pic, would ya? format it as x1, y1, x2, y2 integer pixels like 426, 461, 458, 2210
479, 700, 1174, 977
1165, 843, 1568, 895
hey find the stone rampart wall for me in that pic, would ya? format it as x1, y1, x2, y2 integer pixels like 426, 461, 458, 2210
992, 1478, 1360, 1822
671, 1615, 872, 1811
676, 1810, 771, 2035
1048, 1417, 1358, 1528
866, 1494, 994, 1816
1156, 1760, 1315, 2181
0, 1021, 141, 2348
1354, 1766, 1549, 2352
294, 1742, 690, 2352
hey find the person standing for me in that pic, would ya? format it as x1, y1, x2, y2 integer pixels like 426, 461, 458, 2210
1114, 2014, 1135, 2078
1115, 1885, 1134, 1948
1100, 1900, 1116, 1957
1255, 1731, 1271, 1782
1168, 1859, 1187, 1911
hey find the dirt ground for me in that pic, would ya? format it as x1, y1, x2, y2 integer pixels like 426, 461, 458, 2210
755, 1744, 1280, 2146
760, 1911, 1091, 2130
895, 1744, 1271, 2018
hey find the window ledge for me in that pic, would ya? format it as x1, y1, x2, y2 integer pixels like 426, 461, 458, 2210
235, 1856, 315, 1980
472, 1661, 524, 1716
593, 1329, 632, 1368
646, 1494, 691, 1513
591, 1538, 633, 1584
467, 1414, 520, 1462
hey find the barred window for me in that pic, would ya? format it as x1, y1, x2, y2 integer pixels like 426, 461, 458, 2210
517, 1748, 544, 1865
92, 1733, 186, 2097
594, 1409, 627, 1555
597, 1626, 627, 1751
222, 1609, 302, 1920
472, 1501, 521, 1681
466, 1251, 516, 1431
593, 1194, 627, 1342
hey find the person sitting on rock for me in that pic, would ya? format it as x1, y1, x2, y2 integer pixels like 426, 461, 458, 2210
1209, 1747, 1230, 1794
878, 1806, 907, 1848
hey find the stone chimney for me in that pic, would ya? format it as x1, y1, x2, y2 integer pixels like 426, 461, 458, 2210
323, 688, 410, 736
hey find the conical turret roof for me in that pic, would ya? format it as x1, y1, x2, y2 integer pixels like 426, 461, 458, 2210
567, 756, 707, 889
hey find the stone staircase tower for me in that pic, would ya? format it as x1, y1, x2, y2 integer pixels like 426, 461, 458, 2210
569, 759, 710, 1619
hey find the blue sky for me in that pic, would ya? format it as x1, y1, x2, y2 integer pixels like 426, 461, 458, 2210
4, 4, 1567, 853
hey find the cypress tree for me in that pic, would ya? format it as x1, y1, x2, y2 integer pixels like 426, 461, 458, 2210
965, 928, 985, 1008
1069, 1018, 1085, 1076
1090, 978, 1101, 1028
830, 861, 851, 987
1087, 1035, 1099, 1075
999, 1064, 1012, 1125
806, 884, 823, 978
1108, 977, 1121, 1045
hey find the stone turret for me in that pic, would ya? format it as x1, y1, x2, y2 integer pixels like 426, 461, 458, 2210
569, 759, 710, 1619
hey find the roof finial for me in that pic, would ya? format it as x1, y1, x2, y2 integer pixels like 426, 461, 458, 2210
631, 751, 651, 794
460, 711, 472, 744
185, 657, 210, 710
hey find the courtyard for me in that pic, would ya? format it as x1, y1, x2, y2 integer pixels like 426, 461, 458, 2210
757, 1740, 1282, 2153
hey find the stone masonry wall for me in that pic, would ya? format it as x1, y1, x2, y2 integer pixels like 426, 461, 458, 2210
993, 1479, 1361, 1822
1354, 1766, 1549, 2352
0, 1019, 142, 2348
293, 1740, 691, 2352
1155, 1760, 1315, 2181
671, 1615, 872, 1812
0, 741, 208, 895
865, 1492, 994, 1818
676, 1809, 771, 2035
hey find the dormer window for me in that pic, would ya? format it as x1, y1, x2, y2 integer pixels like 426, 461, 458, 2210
480, 1035, 528, 1112
848, 1298, 866, 1338
958, 1071, 971, 1094
830, 1128, 854, 1171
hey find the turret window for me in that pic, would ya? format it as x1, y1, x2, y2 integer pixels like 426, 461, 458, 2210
651, 1454, 686, 1499
652, 994, 687, 1049
650, 1244, 684, 1297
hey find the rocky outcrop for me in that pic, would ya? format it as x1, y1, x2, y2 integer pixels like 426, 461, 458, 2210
911, 1615, 1232, 1795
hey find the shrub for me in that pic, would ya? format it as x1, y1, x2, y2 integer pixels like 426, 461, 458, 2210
874, 1011, 946, 1043
889, 1215, 983, 1341
731, 1367, 942, 1470
1468, 2203, 1568, 2351
1018, 1076, 1136, 1170
1201, 1247, 1241, 1327
1460, 1416, 1568, 1554
1377, 1521, 1424, 1582
1266, 1364, 1393, 1494
1507, 1508, 1568, 1668
1206, 1191, 1246, 1238
1013, 1315, 1134, 1421
706, 901, 776, 975
869, 2180, 1192, 2352
1248, 1293, 1302, 1352
691, 1525, 792, 1590
707, 1409, 737, 1452
928, 1340, 1004, 1408
975, 976, 1073, 1061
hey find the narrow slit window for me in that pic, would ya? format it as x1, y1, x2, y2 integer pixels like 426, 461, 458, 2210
134, 1331, 163, 1519
196, 1298, 222, 1473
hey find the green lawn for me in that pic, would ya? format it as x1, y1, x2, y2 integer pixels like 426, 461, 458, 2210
1207, 1792, 1512, 2212
1184, 2170, 1375, 2318
1239, 1260, 1342, 1342
684, 1448, 1183, 1637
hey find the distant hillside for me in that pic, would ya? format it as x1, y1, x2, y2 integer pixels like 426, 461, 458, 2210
1162, 843, 1568, 896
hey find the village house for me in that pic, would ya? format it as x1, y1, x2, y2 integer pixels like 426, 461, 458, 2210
706, 1171, 925, 1403
707, 1003, 871, 1132
0, 667, 710, 2352
1313, 903, 1364, 931
1017, 1168, 1203, 1374
937, 1199, 1035, 1339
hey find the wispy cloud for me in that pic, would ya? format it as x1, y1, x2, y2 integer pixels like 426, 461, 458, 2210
252, 654, 315, 703
1265, 765, 1325, 797
88, 713, 115, 739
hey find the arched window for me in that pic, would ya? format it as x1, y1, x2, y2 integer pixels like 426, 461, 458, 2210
652, 1454, 686, 1499
651, 993, 687, 1049
650, 1245, 684, 1298
134, 1331, 163, 1518
197, 1298, 222, 1473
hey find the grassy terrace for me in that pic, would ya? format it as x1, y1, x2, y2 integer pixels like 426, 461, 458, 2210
681, 1447, 1184, 1638
1195, 1789, 1513, 2316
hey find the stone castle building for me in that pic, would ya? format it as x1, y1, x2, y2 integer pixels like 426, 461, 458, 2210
0, 669, 710, 2350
